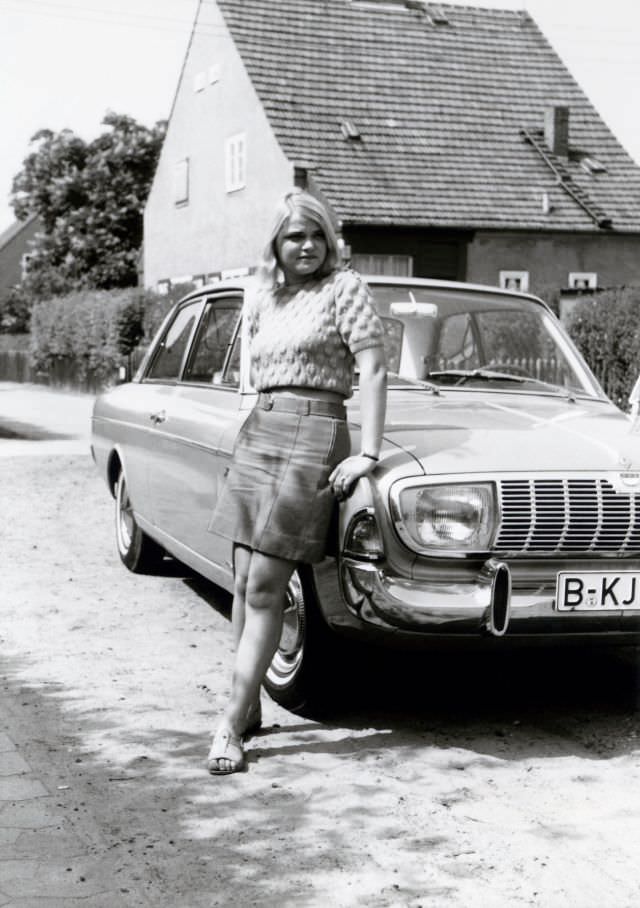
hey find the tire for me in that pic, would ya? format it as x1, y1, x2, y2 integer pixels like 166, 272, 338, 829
115, 470, 165, 574
263, 567, 337, 714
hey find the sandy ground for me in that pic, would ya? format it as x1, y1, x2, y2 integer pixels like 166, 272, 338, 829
1, 383, 640, 906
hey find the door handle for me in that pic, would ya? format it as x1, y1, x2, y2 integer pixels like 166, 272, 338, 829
149, 409, 167, 425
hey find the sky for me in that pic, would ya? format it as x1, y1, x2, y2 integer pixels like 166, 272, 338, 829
1, 0, 640, 233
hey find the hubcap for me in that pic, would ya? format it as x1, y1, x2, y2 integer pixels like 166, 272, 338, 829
116, 474, 135, 553
266, 572, 306, 688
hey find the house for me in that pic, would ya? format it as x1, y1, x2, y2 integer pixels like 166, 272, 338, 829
143, 0, 640, 300
0, 214, 40, 297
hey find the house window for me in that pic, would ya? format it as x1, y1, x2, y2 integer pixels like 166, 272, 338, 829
351, 254, 413, 277
225, 133, 246, 193
20, 253, 32, 281
173, 158, 189, 206
499, 270, 529, 292
568, 272, 597, 290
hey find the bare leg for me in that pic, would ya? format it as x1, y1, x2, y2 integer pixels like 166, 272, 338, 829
209, 548, 295, 773
229, 545, 261, 733
231, 544, 250, 649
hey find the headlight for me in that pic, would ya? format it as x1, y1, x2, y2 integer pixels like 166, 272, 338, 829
393, 482, 496, 552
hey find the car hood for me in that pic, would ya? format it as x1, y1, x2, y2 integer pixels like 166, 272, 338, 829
378, 389, 640, 475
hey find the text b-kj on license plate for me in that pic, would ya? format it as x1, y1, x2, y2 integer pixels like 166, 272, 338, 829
556, 571, 640, 611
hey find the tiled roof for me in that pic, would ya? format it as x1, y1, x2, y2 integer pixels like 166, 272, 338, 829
216, 0, 640, 232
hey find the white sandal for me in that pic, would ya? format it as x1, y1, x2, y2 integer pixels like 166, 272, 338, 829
207, 725, 245, 775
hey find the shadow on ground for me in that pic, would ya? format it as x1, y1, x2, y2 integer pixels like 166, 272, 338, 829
184, 571, 640, 761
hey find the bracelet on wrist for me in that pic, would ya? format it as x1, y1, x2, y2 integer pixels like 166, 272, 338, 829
360, 451, 379, 462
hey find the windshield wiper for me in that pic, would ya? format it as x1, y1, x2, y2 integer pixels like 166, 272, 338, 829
425, 369, 562, 391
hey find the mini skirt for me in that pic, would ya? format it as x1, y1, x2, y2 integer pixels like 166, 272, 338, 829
207, 392, 351, 563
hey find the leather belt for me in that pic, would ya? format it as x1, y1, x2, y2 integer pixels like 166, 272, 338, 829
256, 391, 346, 419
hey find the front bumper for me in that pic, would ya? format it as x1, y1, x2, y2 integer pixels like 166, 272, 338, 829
339, 557, 640, 639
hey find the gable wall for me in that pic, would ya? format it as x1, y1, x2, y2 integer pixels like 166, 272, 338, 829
143, 0, 293, 288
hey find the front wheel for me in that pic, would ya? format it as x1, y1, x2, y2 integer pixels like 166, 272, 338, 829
115, 470, 165, 574
263, 567, 337, 714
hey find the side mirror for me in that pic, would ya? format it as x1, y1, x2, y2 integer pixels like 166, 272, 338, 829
629, 376, 640, 418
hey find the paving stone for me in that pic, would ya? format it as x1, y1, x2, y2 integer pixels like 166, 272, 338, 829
0, 858, 120, 899
3, 896, 137, 908
0, 797, 62, 829
0, 735, 16, 754
0, 778, 49, 801
0, 753, 31, 776
0, 828, 86, 860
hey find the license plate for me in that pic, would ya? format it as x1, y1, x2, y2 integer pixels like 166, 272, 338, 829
556, 571, 640, 611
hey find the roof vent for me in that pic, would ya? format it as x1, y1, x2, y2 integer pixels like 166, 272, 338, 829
579, 155, 607, 175
427, 4, 449, 23
340, 119, 362, 141
544, 106, 569, 159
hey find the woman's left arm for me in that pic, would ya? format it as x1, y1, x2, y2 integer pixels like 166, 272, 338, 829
329, 345, 387, 499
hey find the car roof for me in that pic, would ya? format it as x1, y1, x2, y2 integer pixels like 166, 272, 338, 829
178, 274, 548, 309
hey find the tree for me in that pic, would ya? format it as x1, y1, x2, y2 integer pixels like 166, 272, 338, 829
10, 112, 166, 294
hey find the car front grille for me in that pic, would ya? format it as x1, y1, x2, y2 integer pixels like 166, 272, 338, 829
495, 477, 640, 555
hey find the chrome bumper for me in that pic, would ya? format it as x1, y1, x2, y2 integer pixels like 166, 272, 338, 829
340, 558, 635, 637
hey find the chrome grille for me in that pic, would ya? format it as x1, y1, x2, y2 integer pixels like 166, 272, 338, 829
495, 478, 640, 555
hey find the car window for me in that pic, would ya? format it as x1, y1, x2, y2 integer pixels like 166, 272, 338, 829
222, 326, 242, 387
146, 301, 202, 382
183, 299, 241, 385
437, 313, 480, 370
369, 284, 602, 397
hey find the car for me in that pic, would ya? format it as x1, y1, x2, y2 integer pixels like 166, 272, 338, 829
91, 276, 640, 711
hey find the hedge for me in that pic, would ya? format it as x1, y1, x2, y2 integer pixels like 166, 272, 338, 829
565, 287, 640, 408
29, 282, 194, 390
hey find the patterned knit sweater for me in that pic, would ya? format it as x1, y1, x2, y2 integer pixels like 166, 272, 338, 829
245, 268, 385, 398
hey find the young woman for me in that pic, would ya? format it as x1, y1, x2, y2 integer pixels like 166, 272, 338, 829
207, 189, 387, 774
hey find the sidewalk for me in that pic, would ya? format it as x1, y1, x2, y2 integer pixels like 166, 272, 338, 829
0, 695, 139, 907
0, 382, 94, 457
0, 392, 147, 906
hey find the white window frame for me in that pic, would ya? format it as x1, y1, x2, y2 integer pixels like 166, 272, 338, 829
20, 253, 32, 281
173, 158, 189, 206
499, 270, 529, 292
568, 272, 597, 290
350, 253, 413, 277
225, 133, 246, 193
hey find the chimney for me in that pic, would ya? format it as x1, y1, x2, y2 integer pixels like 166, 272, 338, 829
545, 106, 569, 158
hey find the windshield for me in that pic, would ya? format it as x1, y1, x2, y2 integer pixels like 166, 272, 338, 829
369, 285, 602, 398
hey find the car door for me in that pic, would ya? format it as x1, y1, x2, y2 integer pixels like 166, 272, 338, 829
145, 292, 248, 581
116, 298, 205, 526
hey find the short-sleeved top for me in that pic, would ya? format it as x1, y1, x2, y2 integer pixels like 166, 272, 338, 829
245, 268, 385, 398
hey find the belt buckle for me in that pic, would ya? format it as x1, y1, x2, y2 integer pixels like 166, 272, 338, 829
264, 393, 274, 411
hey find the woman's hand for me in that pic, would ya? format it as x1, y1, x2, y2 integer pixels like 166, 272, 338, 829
329, 453, 378, 501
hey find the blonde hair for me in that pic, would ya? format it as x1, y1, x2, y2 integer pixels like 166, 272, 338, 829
257, 188, 342, 289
